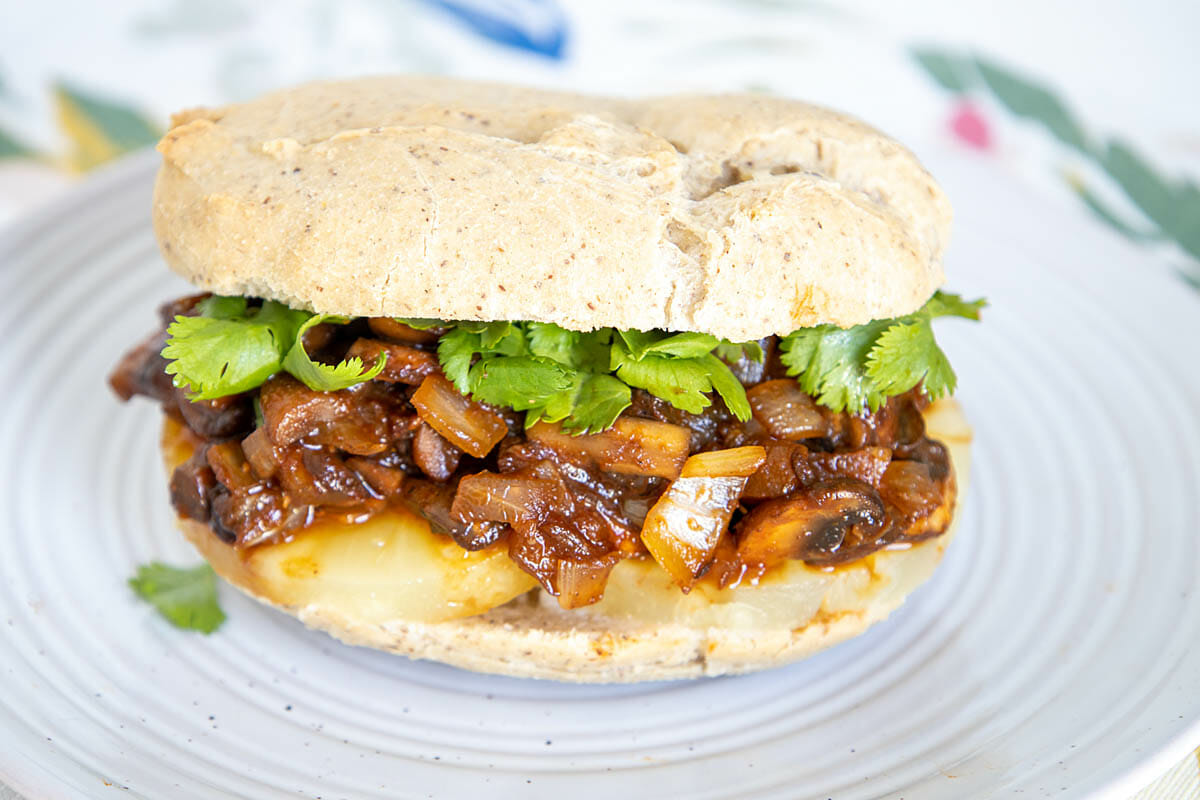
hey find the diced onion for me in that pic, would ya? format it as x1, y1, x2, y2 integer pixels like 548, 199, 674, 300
639, 447, 764, 589
527, 417, 690, 479
410, 374, 508, 458
555, 557, 619, 609
680, 445, 766, 478
451, 471, 563, 525
747, 379, 830, 440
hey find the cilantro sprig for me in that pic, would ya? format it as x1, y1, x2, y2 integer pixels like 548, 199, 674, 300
163, 299, 385, 399
779, 291, 985, 413
129, 562, 226, 634
162, 290, 982, 429
427, 321, 758, 434
282, 314, 387, 391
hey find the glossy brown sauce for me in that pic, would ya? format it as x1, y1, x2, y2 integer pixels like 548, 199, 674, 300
112, 295, 955, 606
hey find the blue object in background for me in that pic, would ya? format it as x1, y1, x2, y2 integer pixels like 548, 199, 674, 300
420, 0, 568, 59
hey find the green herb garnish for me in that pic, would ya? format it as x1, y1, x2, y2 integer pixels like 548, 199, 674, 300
779, 291, 985, 413
282, 314, 386, 391
162, 291, 983, 430
163, 300, 385, 399
432, 321, 758, 433
129, 562, 226, 634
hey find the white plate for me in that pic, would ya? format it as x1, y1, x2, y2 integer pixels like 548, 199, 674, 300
1, 149, 1197, 800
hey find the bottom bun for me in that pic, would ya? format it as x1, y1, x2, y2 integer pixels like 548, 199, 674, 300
167, 399, 972, 682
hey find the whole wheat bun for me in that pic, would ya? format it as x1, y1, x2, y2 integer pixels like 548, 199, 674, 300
165, 400, 971, 682
152, 76, 951, 342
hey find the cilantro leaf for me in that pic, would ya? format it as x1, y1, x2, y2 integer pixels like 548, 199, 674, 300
922, 293, 987, 320
164, 299, 389, 399
561, 374, 631, 433
479, 321, 520, 350
573, 330, 615, 373
394, 317, 445, 330
526, 372, 583, 427
715, 339, 765, 364
527, 322, 580, 366
867, 322, 958, 399
253, 300, 311, 347
282, 314, 387, 392
640, 332, 721, 359
609, 337, 752, 420
468, 355, 574, 410
162, 316, 282, 399
129, 562, 226, 634
162, 300, 308, 400
780, 291, 984, 413
779, 320, 892, 413
703, 354, 752, 420
196, 295, 248, 319
615, 329, 660, 357
611, 340, 715, 415
437, 327, 482, 393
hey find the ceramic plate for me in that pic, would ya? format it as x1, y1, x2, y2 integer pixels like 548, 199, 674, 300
1, 149, 1197, 799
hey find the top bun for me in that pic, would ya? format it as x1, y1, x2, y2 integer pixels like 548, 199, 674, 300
152, 76, 951, 341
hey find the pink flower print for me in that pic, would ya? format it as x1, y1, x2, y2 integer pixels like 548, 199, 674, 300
949, 101, 992, 150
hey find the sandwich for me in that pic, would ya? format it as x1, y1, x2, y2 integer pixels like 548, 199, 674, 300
110, 76, 981, 681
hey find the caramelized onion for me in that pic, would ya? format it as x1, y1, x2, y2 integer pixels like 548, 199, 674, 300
527, 417, 690, 479
680, 445, 766, 478
640, 446, 764, 589
451, 470, 565, 525
410, 374, 508, 458
555, 557, 619, 609
747, 379, 831, 440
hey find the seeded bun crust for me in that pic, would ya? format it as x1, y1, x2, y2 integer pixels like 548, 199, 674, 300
166, 400, 971, 682
152, 76, 951, 342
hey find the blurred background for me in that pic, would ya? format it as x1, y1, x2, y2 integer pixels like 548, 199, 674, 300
0, 1, 1196, 796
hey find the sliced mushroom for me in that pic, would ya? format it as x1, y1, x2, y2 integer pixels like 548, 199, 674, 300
736, 477, 885, 569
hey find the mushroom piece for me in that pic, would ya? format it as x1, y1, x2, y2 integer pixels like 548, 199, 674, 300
346, 338, 439, 385
411, 422, 462, 481
736, 477, 886, 569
